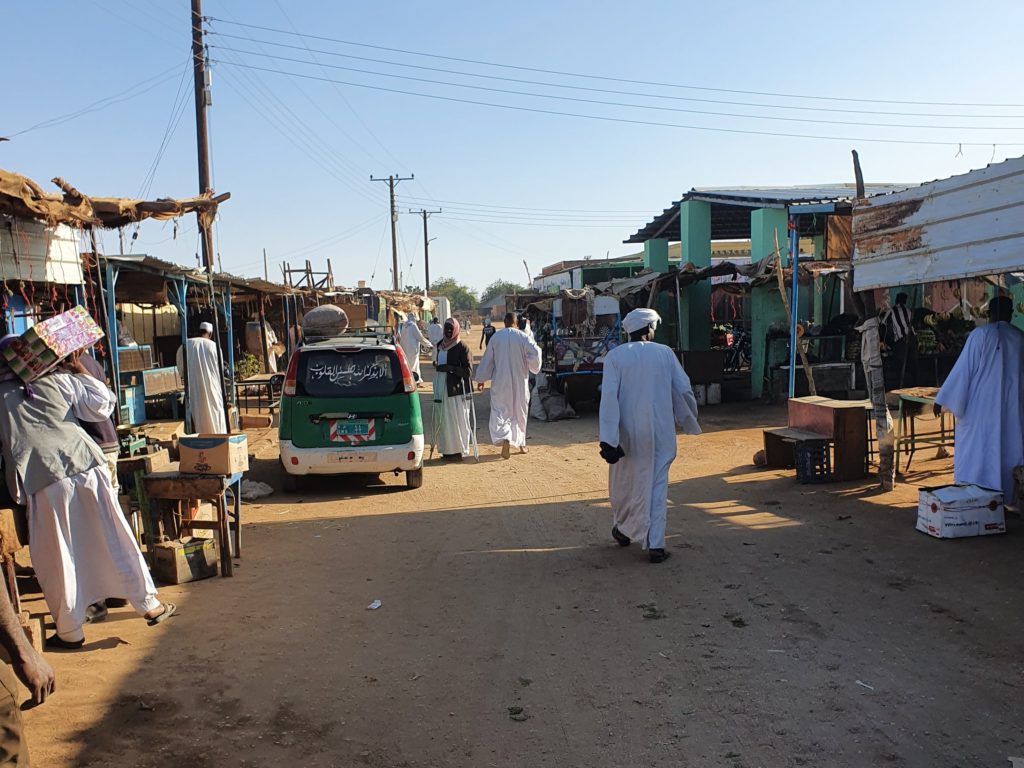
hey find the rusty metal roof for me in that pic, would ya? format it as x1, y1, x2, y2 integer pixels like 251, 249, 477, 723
852, 156, 1024, 290
625, 184, 909, 244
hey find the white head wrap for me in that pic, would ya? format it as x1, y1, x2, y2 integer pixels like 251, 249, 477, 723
622, 308, 661, 335
199, 321, 214, 334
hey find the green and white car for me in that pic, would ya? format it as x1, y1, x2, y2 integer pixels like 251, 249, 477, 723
278, 333, 424, 491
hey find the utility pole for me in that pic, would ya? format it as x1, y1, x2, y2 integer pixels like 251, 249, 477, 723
371, 174, 414, 291
405, 208, 441, 294
190, 0, 231, 431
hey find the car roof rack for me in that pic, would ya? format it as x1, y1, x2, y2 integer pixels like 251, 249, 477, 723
305, 328, 395, 346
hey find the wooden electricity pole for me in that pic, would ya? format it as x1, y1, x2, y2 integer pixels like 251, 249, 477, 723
191, 0, 231, 432
371, 174, 414, 290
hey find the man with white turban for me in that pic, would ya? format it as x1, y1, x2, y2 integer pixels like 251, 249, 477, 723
177, 321, 227, 433
398, 312, 432, 384
599, 308, 700, 563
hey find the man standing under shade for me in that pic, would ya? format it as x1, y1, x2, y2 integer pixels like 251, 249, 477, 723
177, 321, 227, 433
598, 308, 701, 563
934, 296, 1024, 503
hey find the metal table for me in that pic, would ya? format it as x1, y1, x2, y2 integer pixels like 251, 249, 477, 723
235, 373, 285, 417
892, 387, 955, 474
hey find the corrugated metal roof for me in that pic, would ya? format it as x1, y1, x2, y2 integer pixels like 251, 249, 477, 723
625, 183, 911, 244
852, 155, 1024, 290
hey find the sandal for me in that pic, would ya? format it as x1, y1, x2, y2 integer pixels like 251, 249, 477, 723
611, 526, 631, 547
146, 603, 177, 626
45, 635, 85, 651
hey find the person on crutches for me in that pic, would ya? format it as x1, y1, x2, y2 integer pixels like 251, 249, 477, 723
431, 318, 476, 462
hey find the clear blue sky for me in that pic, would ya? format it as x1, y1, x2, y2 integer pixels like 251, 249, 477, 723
5, 1, 1023, 294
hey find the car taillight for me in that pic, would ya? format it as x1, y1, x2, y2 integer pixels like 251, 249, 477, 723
283, 351, 300, 396
395, 346, 416, 393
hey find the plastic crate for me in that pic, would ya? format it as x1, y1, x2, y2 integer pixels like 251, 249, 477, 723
795, 439, 832, 484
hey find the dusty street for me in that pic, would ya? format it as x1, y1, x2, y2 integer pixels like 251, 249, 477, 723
23, 372, 1024, 768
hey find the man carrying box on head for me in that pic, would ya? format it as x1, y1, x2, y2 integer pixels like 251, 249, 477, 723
177, 320, 227, 433
0, 334, 175, 650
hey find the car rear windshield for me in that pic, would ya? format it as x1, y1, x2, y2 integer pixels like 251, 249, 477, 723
299, 348, 400, 398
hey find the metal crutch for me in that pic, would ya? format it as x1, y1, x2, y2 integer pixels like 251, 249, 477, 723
468, 389, 480, 463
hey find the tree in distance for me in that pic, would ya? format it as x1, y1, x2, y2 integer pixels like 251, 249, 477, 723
480, 279, 527, 304
429, 277, 479, 311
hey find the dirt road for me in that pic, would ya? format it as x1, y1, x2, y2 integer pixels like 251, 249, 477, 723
23, 373, 1024, 767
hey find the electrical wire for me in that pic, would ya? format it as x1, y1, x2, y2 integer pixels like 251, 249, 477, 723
209, 60, 1024, 148
207, 37, 1024, 122
5, 63, 186, 137
206, 17, 1024, 109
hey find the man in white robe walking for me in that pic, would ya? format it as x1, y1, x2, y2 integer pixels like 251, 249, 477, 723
599, 309, 700, 563
934, 296, 1024, 503
398, 312, 432, 384
474, 312, 542, 458
177, 321, 227, 433
0, 344, 175, 649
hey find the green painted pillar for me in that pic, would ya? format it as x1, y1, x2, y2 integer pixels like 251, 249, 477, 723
812, 234, 825, 259
750, 207, 790, 399
643, 238, 669, 272
680, 200, 711, 350
1012, 283, 1024, 332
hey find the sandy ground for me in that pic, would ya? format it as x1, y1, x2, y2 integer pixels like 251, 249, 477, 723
20, 364, 1024, 768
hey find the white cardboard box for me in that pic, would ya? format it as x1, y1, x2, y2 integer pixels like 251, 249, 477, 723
916, 484, 1006, 539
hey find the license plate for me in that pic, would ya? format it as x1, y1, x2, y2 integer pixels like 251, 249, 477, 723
328, 452, 377, 463
329, 419, 374, 442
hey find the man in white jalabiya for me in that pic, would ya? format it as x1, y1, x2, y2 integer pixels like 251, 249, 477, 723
934, 296, 1024, 503
426, 316, 445, 357
177, 321, 227, 433
398, 312, 432, 384
598, 308, 701, 563
0, 340, 175, 649
474, 312, 542, 458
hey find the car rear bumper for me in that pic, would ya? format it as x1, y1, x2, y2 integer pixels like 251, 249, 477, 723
280, 435, 424, 475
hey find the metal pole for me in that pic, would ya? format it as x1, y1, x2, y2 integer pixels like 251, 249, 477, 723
263, 247, 268, 281
422, 210, 430, 292
372, 174, 414, 291
787, 218, 800, 398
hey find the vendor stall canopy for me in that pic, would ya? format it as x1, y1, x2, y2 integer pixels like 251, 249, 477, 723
0, 167, 229, 229
852, 155, 1024, 291
626, 184, 908, 243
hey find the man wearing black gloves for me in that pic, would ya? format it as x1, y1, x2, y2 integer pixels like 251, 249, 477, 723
597, 309, 700, 563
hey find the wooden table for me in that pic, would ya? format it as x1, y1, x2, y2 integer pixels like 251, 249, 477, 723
891, 387, 955, 474
142, 471, 243, 577
763, 396, 871, 481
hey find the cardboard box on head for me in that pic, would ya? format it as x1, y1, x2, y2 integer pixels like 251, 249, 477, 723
1, 306, 104, 382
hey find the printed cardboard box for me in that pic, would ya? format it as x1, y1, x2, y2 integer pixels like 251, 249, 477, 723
916, 484, 1005, 539
1, 306, 104, 382
178, 434, 249, 476
152, 537, 218, 584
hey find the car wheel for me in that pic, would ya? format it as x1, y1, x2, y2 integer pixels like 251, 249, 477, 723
281, 467, 300, 493
406, 467, 424, 489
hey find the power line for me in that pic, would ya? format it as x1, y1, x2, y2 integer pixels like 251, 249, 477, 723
206, 17, 1024, 109
6, 62, 186, 137
209, 46, 1022, 131
207, 33, 1024, 121
436, 216, 626, 228
209, 60, 1024, 147
398, 197, 650, 213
